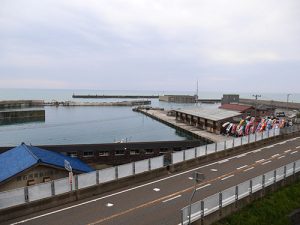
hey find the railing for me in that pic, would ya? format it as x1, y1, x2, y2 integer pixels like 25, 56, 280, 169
0, 125, 299, 210
171, 126, 299, 164
181, 159, 300, 224
0, 155, 164, 210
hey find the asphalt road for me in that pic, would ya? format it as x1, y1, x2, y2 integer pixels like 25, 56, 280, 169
5, 136, 300, 225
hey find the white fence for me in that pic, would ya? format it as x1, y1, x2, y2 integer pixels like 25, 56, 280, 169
0, 155, 164, 210
181, 159, 300, 224
0, 125, 298, 211
171, 127, 288, 164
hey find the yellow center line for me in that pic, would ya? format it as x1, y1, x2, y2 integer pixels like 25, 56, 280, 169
87, 149, 299, 225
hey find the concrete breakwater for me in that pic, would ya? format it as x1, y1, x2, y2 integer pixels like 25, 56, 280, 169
72, 94, 159, 99
240, 98, 300, 110
0, 100, 44, 109
0, 110, 45, 125
44, 100, 151, 107
133, 107, 231, 143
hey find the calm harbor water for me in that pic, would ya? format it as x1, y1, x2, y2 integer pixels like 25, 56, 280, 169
0, 89, 299, 147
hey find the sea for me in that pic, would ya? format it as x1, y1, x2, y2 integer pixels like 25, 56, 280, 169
0, 89, 299, 147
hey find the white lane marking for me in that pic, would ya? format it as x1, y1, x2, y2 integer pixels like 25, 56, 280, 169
196, 183, 211, 191
296, 146, 300, 149
106, 203, 114, 207
162, 195, 182, 203
188, 177, 194, 180
253, 149, 262, 153
236, 153, 247, 158
265, 145, 274, 149
271, 154, 280, 158
153, 188, 160, 192
278, 156, 286, 159
291, 151, 298, 155
285, 149, 292, 153
244, 167, 254, 172
211, 169, 218, 172
221, 175, 234, 181
256, 159, 265, 163
218, 159, 229, 164
10, 140, 285, 225
262, 160, 272, 165
237, 165, 248, 170
278, 141, 287, 145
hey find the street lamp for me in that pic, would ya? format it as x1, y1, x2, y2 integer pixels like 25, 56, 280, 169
188, 172, 205, 225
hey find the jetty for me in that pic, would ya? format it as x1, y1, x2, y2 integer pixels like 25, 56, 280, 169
72, 94, 159, 99
133, 107, 232, 143
45, 100, 151, 107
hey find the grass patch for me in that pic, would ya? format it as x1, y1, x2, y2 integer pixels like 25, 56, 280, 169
214, 179, 300, 225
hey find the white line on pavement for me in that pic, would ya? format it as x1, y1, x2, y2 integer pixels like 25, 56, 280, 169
256, 159, 265, 163
237, 165, 248, 170
244, 167, 254, 172
278, 156, 286, 159
218, 159, 229, 164
196, 184, 211, 191
291, 151, 298, 155
285, 149, 292, 153
221, 175, 234, 181
262, 160, 272, 165
162, 195, 182, 203
271, 154, 280, 158
296, 146, 300, 149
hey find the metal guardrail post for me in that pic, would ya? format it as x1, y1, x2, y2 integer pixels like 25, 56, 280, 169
215, 143, 217, 152
219, 192, 223, 216
293, 162, 296, 177
51, 180, 55, 196
24, 186, 29, 203
233, 138, 235, 148
75, 175, 78, 190
133, 162, 136, 175
284, 166, 287, 179
224, 141, 226, 150
148, 158, 151, 171
183, 150, 186, 161
255, 133, 257, 142
201, 200, 204, 222
96, 170, 99, 185
262, 175, 265, 191
235, 185, 238, 208
194, 147, 197, 158
115, 166, 118, 179
273, 128, 275, 136
250, 180, 253, 195
205, 145, 207, 155
181, 209, 184, 225
274, 170, 277, 183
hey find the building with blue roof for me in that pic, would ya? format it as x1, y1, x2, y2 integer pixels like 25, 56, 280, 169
0, 143, 94, 192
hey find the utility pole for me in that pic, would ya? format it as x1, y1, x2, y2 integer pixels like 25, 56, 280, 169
252, 94, 261, 119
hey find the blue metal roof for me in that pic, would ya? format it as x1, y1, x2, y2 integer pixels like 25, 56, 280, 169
0, 143, 94, 183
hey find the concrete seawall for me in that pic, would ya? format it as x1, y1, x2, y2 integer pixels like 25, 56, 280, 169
0, 100, 44, 109
0, 110, 45, 124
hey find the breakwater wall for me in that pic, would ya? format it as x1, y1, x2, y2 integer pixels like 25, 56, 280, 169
240, 98, 300, 110
0, 100, 44, 109
44, 100, 151, 107
72, 94, 159, 99
0, 110, 45, 125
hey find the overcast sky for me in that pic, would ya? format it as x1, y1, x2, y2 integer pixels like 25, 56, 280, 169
0, 0, 300, 92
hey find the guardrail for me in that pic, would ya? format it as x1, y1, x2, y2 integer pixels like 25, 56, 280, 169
171, 128, 281, 164
0, 125, 299, 211
0, 155, 164, 210
180, 159, 300, 225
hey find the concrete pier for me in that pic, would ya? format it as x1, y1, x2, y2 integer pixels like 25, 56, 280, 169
134, 108, 232, 143
0, 100, 44, 109
44, 100, 151, 107
72, 94, 159, 99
